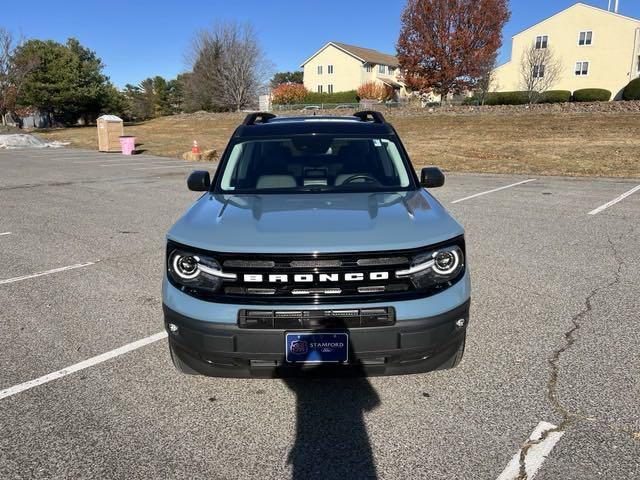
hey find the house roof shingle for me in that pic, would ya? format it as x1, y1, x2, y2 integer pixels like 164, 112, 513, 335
300, 41, 399, 68
331, 42, 399, 67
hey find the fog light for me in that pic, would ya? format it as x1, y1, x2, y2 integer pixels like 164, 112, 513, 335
168, 323, 179, 333
455, 318, 466, 328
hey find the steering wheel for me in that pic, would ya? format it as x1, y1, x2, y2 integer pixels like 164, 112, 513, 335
341, 174, 382, 186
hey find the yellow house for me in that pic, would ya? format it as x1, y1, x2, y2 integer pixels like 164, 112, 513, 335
300, 42, 406, 98
493, 2, 640, 99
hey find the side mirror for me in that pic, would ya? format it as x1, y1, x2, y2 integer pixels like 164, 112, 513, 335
187, 170, 211, 191
420, 167, 445, 188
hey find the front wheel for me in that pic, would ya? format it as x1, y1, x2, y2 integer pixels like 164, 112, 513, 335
169, 343, 200, 375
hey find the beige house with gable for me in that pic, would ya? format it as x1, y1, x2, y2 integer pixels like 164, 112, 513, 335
493, 3, 640, 99
300, 42, 407, 98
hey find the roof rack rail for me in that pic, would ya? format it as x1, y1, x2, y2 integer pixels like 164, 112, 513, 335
243, 112, 276, 125
353, 110, 386, 124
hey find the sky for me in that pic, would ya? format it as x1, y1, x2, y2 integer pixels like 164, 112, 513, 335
2, 0, 639, 87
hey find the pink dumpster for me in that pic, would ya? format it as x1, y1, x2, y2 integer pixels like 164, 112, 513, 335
119, 136, 136, 155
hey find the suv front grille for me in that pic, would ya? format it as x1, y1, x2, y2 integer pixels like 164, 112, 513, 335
215, 249, 415, 304
238, 307, 395, 329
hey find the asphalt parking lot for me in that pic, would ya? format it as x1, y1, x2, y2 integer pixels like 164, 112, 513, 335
0, 147, 638, 479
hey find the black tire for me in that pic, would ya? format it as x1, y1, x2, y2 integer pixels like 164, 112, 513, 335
437, 333, 466, 370
169, 343, 200, 375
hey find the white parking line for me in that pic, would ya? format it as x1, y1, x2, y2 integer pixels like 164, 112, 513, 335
37, 156, 97, 160
0, 262, 95, 285
497, 421, 564, 480
133, 165, 196, 170
72, 158, 182, 164
0, 331, 167, 400
451, 179, 537, 204
7, 152, 82, 157
99, 161, 185, 167
98, 162, 147, 167
25, 151, 95, 156
587, 184, 640, 215
71, 159, 142, 164
0, 232, 11, 236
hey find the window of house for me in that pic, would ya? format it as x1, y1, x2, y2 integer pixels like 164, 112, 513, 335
637, 55, 640, 72
533, 64, 545, 78
388, 66, 395, 75
317, 65, 323, 75
535, 35, 548, 49
575, 61, 589, 76
378, 64, 386, 74
365, 64, 372, 72
317, 85, 323, 93
328, 84, 334, 93
578, 31, 593, 46
328, 65, 334, 74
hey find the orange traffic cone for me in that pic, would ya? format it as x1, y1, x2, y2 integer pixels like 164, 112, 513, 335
192, 140, 201, 154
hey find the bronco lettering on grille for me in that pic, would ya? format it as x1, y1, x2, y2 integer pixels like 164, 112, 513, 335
243, 272, 390, 283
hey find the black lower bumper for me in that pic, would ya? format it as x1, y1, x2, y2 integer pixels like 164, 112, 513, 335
163, 300, 470, 378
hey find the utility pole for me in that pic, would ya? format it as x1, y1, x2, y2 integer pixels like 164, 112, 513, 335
615, 0, 619, 13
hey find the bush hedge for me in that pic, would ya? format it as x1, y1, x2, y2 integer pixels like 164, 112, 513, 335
302, 90, 358, 104
538, 90, 572, 103
622, 78, 640, 100
484, 91, 529, 105
465, 88, 610, 105
572, 88, 611, 102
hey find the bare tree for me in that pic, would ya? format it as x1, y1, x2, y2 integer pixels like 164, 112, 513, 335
186, 22, 272, 112
0, 28, 36, 125
475, 52, 498, 105
520, 44, 562, 103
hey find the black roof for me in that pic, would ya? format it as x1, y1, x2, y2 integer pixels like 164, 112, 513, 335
233, 111, 395, 138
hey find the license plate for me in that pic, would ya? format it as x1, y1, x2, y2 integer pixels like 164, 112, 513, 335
285, 332, 349, 363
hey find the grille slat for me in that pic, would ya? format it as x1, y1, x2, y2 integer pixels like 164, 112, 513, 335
290, 259, 342, 268
238, 307, 396, 329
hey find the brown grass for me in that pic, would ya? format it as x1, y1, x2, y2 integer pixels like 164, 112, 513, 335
36, 111, 640, 177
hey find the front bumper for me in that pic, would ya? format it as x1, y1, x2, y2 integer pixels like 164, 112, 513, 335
164, 299, 470, 378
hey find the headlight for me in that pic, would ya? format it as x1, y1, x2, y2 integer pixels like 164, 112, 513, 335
167, 248, 235, 293
432, 249, 461, 275
396, 244, 464, 290
172, 254, 199, 279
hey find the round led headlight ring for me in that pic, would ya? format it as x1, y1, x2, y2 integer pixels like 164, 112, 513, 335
172, 253, 200, 279
432, 250, 460, 275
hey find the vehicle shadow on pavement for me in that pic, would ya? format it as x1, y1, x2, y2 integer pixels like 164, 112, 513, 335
280, 325, 381, 480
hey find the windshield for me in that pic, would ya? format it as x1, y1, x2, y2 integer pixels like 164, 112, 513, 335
216, 135, 416, 193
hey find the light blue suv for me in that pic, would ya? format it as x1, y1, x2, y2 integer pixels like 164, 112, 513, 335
163, 111, 470, 377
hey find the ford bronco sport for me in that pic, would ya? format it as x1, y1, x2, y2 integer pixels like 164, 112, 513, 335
163, 111, 470, 377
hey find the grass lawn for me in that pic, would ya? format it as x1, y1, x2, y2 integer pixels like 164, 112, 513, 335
36, 111, 640, 177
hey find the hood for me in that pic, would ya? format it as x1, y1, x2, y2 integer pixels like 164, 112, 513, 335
167, 190, 463, 253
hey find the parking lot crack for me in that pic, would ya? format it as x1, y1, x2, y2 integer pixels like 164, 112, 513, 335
547, 234, 624, 422
517, 233, 628, 479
